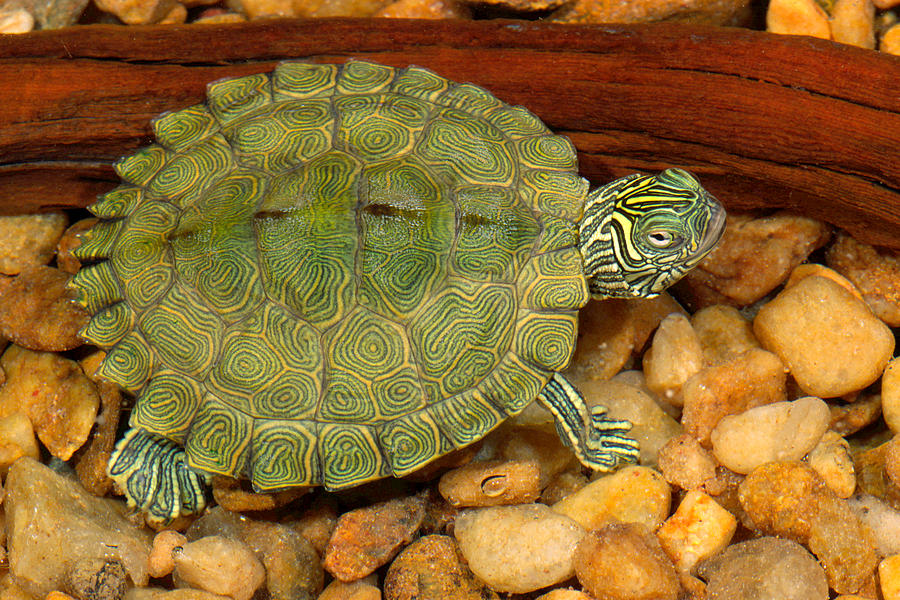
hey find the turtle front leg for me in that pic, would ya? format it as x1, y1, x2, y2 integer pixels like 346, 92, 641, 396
108, 428, 210, 525
536, 373, 640, 472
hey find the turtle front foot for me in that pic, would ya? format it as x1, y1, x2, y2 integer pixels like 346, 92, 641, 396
536, 373, 640, 472
108, 428, 210, 525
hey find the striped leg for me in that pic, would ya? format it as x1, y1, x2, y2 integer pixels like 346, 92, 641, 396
536, 373, 640, 472
108, 428, 209, 525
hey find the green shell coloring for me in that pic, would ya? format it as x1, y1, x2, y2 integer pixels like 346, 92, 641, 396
73, 60, 591, 491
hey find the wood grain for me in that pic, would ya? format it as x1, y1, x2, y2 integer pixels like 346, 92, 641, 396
1, 18, 898, 248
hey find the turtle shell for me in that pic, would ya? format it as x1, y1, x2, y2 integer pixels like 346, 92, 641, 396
72, 60, 591, 491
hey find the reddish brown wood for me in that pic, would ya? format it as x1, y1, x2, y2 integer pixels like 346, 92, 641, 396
1, 19, 898, 248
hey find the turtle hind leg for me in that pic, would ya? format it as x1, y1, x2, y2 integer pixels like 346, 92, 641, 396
536, 373, 640, 472
108, 428, 209, 525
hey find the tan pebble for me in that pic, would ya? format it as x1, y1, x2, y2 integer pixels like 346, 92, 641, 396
73, 364, 123, 497
192, 10, 247, 21
567, 299, 634, 380
94, 0, 179, 22
625, 293, 686, 352
673, 213, 831, 308
848, 495, 900, 557
738, 461, 877, 594
496, 426, 577, 487
574, 378, 682, 467
438, 460, 540, 507
173, 536, 265, 600
454, 503, 585, 594
383, 535, 496, 600
56, 218, 97, 274
826, 233, 900, 326
0, 412, 39, 475
574, 522, 680, 600
149, 531, 188, 578
553, 465, 671, 531
67, 558, 127, 600
611, 369, 680, 418
831, 0, 876, 48
550, 0, 751, 25
375, 0, 470, 18
324, 494, 426, 581
882, 23, 900, 54
225, 0, 293, 17
124, 589, 233, 599
318, 578, 381, 600
284, 496, 338, 557
881, 555, 900, 599
0, 7, 34, 33
853, 441, 900, 505
657, 490, 736, 574
540, 470, 589, 505
681, 348, 786, 446
753, 275, 895, 398
0, 266, 89, 352
710, 397, 830, 474
785, 263, 863, 299
767, 0, 832, 37
830, 391, 882, 436
0, 213, 67, 275
882, 359, 900, 434
534, 590, 593, 600
643, 313, 704, 406
0, 345, 99, 461
159, 2, 187, 22
211, 476, 306, 513
657, 433, 718, 491
806, 431, 856, 498
288, 0, 394, 17
690, 304, 759, 366
45, 592, 76, 600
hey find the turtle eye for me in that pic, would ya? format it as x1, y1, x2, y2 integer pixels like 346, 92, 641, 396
646, 230, 682, 249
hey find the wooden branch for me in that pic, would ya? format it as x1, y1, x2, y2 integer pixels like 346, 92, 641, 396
1, 19, 898, 249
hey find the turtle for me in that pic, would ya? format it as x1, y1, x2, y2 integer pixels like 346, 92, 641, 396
70, 59, 725, 524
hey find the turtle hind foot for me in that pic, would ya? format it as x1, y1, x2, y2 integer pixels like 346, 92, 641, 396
536, 373, 640, 472
108, 428, 209, 525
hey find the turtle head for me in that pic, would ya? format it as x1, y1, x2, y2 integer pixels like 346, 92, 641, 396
579, 168, 725, 299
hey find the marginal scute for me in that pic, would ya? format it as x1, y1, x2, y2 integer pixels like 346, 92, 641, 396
206, 71, 272, 126
430, 390, 505, 449
184, 394, 253, 477
145, 133, 234, 209
70, 261, 122, 313
377, 409, 450, 475
132, 368, 203, 443
73, 218, 124, 262
336, 60, 395, 95
483, 105, 550, 140
89, 185, 143, 219
250, 419, 320, 490
409, 279, 516, 399
153, 104, 220, 153
80, 301, 134, 348
318, 423, 389, 490
515, 134, 579, 171
390, 65, 450, 102
99, 329, 153, 392
335, 94, 431, 162
513, 309, 579, 372
517, 248, 590, 311
272, 62, 339, 100
139, 283, 223, 378
439, 82, 503, 115
114, 145, 169, 186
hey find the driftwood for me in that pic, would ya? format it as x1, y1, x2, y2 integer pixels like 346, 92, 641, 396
1, 18, 898, 248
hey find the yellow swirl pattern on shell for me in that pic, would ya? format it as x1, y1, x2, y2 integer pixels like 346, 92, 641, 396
81, 302, 134, 348
272, 62, 338, 101
99, 330, 153, 392
111, 202, 179, 308
478, 352, 549, 416
409, 280, 515, 398
535, 215, 579, 255
519, 170, 587, 222
390, 66, 450, 102
184, 396, 252, 476
146, 134, 234, 209
371, 368, 427, 418
71, 261, 122, 314
439, 83, 503, 115
153, 104, 219, 153
206, 72, 271, 126
88, 186, 142, 219
336, 61, 394, 95
253, 371, 320, 420
319, 375, 376, 423
513, 310, 578, 372
139, 284, 223, 378
114, 145, 168, 186
377, 411, 446, 475
319, 423, 387, 490
74, 219, 124, 262
515, 135, 579, 171
482, 106, 549, 140
431, 391, 504, 448
132, 369, 203, 442
517, 249, 590, 311
416, 108, 515, 186
250, 420, 319, 489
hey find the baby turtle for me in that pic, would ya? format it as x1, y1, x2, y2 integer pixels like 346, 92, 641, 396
71, 60, 725, 523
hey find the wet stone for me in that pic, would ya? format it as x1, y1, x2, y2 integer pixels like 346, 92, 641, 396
66, 558, 127, 600
318, 578, 381, 600
710, 397, 830, 474
375, 0, 470, 18
495, 426, 576, 488
642, 313, 704, 406
173, 536, 265, 600
573, 522, 680, 600
825, 234, 900, 326
552, 466, 671, 532
0, 412, 39, 475
807, 430, 856, 498
657, 433, 719, 492
149, 531, 188, 579
438, 460, 540, 507
753, 274, 895, 398
849, 494, 900, 557
0, 266, 89, 352
0, 7, 34, 31
289, 0, 395, 16
534, 591, 593, 600
4, 458, 153, 598
566, 299, 634, 381
0, 213, 67, 275
383, 534, 497, 600
883, 358, 900, 434
830, 391, 883, 436
284, 495, 339, 557
324, 493, 426, 581
454, 503, 585, 594
697, 537, 828, 600
690, 304, 760, 366
766, 0, 831, 37
656, 490, 736, 574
